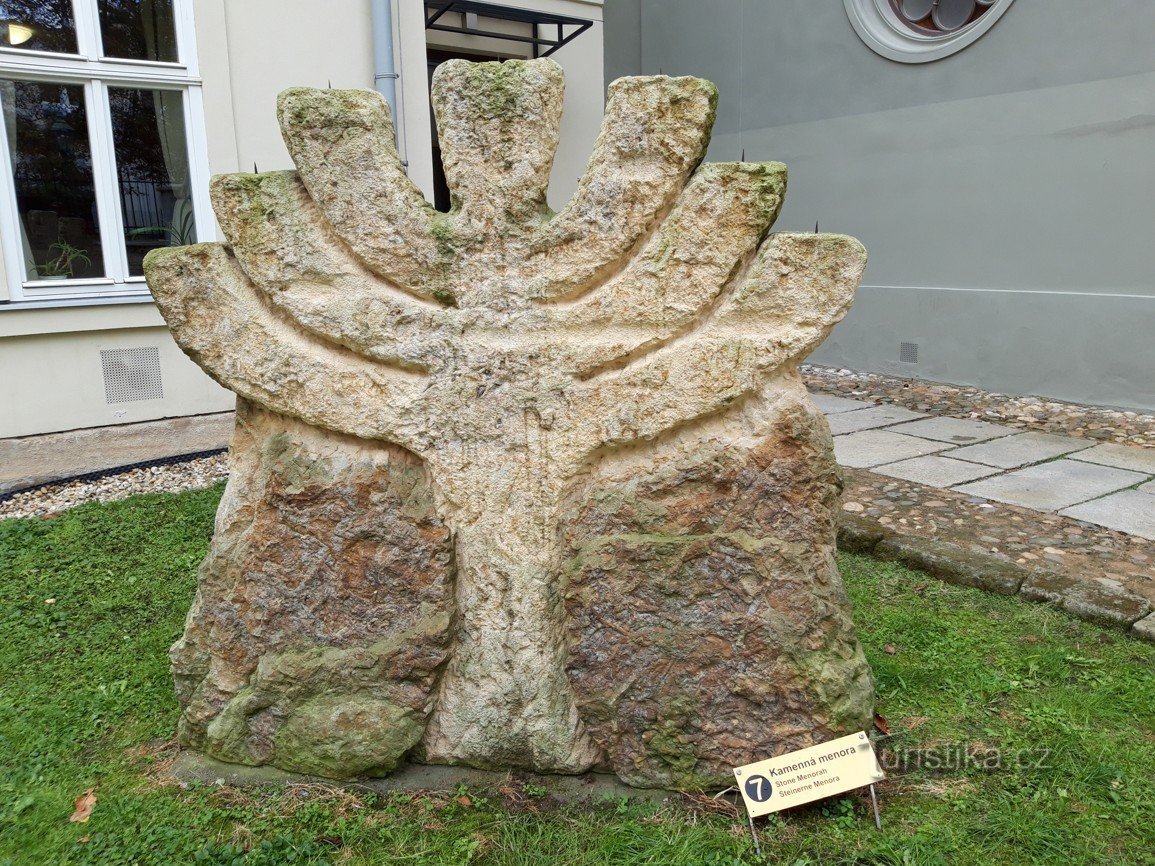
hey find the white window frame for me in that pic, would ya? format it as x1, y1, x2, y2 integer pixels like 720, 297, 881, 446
0, 0, 212, 304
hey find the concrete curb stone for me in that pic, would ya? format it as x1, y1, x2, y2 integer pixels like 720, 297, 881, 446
1019, 571, 1153, 630
1132, 613, 1155, 643
835, 513, 1155, 642
872, 536, 1025, 596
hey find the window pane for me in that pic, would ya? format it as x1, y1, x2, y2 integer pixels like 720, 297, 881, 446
98, 0, 178, 62
0, 0, 78, 54
0, 80, 105, 281
108, 86, 194, 275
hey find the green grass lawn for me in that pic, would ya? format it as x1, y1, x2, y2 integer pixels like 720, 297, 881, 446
1, 484, 1153, 865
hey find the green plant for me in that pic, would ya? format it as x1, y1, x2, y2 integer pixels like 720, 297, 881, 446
128, 207, 196, 247
34, 239, 91, 278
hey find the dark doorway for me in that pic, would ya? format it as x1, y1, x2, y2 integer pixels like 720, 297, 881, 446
427, 48, 509, 213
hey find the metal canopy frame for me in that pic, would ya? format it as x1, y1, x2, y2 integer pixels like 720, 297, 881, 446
424, 0, 594, 58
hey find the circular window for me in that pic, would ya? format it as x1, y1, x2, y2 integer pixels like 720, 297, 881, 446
845, 0, 1015, 63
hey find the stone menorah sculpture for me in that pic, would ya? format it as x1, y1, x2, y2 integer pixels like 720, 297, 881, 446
145, 59, 873, 789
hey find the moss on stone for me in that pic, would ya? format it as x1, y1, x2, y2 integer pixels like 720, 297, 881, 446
462, 60, 534, 119
272, 693, 423, 778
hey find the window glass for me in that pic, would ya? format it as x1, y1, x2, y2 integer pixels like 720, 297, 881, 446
1, 80, 105, 281
98, 0, 178, 62
0, 0, 78, 54
108, 86, 194, 275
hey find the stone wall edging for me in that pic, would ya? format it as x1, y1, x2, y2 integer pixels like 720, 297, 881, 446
836, 514, 1155, 643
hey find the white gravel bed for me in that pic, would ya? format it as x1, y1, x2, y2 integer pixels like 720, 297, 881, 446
0, 453, 228, 520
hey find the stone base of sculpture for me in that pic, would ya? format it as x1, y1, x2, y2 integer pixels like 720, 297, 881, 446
173, 375, 871, 788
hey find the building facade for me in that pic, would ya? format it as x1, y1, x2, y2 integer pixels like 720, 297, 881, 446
0, 0, 604, 438
607, 0, 1155, 412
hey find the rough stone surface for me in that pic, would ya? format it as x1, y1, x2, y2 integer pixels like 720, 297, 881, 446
835, 513, 891, 555
564, 389, 873, 788
171, 402, 454, 778
1020, 570, 1153, 628
145, 60, 872, 783
1132, 613, 1155, 643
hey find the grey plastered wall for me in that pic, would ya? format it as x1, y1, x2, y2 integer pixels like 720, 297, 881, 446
604, 0, 1155, 411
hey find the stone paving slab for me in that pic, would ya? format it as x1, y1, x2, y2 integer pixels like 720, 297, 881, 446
955, 460, 1147, 512
1061, 490, 1155, 541
948, 432, 1092, 470
809, 393, 872, 415
887, 417, 1011, 445
1142, 480, 1155, 495
833, 430, 950, 469
826, 405, 927, 435
872, 455, 1001, 487
1069, 442, 1155, 474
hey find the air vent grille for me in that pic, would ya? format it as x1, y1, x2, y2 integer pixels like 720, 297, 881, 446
899, 342, 919, 364
101, 347, 164, 403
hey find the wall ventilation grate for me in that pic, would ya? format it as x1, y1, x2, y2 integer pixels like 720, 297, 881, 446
101, 347, 164, 404
899, 342, 919, 364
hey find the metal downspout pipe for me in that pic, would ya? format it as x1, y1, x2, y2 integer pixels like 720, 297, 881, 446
370, 0, 403, 157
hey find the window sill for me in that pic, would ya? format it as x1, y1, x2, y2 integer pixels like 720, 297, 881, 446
0, 294, 167, 338
1, 292, 154, 311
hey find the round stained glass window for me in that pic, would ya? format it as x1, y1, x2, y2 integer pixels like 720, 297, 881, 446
844, 0, 1016, 63
891, 0, 997, 35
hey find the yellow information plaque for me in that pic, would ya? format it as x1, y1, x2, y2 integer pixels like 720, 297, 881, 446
734, 732, 885, 818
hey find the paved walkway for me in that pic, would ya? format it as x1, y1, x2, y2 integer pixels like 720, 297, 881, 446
815, 394, 1155, 542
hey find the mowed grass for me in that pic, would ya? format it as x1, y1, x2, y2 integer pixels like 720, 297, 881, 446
0, 483, 1153, 865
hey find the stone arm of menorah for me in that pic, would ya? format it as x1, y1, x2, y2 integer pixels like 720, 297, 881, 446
143, 242, 427, 450
572, 232, 866, 448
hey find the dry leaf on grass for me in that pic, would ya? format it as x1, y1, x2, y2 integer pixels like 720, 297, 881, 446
69, 789, 96, 823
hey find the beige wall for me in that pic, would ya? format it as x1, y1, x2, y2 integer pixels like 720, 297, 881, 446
0, 0, 605, 439
0, 311, 232, 438
195, 0, 378, 178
